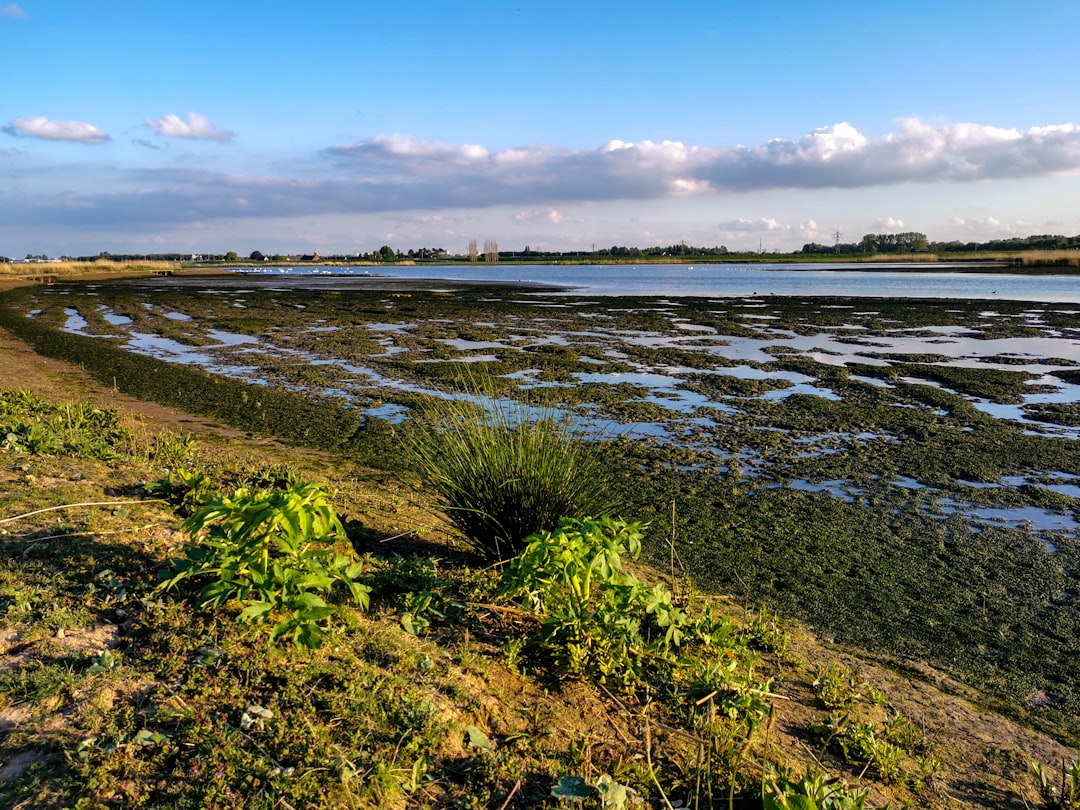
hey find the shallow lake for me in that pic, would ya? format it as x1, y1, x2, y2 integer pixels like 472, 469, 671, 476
231, 262, 1080, 302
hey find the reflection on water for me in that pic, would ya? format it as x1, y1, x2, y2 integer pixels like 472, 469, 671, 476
227, 262, 1080, 303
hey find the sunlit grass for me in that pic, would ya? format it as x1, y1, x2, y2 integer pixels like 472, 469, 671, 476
402, 380, 617, 560
0, 259, 180, 277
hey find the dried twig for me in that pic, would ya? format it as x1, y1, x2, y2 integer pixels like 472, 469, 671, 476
0, 499, 165, 526
496, 779, 521, 810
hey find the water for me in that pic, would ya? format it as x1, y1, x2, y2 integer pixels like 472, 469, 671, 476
228, 263, 1080, 303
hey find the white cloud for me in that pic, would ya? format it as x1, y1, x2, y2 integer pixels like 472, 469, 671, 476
320, 119, 1080, 214
871, 216, 905, 230
513, 209, 566, 225
7, 118, 1080, 244
3, 116, 109, 143
145, 112, 234, 142
671, 178, 712, 194
716, 217, 790, 233
946, 215, 1040, 237
328, 134, 490, 168
396, 213, 448, 225
0, 3, 27, 18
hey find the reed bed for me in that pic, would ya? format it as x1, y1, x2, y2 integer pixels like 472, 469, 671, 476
0, 259, 180, 277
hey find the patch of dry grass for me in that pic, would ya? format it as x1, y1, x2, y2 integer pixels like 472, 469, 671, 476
0, 260, 180, 279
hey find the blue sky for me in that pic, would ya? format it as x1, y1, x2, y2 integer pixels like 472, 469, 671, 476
3, 0, 1080, 257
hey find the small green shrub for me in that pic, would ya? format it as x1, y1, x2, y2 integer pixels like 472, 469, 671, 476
150, 429, 197, 466
402, 385, 614, 560
745, 604, 793, 659
501, 516, 661, 684
813, 662, 868, 711
148, 467, 217, 514
0, 389, 128, 460
813, 710, 932, 785
501, 516, 754, 697
763, 764, 873, 809
157, 481, 370, 647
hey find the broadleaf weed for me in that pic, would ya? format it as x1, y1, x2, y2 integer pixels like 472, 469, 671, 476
156, 481, 370, 648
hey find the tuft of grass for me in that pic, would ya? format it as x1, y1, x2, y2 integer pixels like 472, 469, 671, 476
401, 380, 616, 560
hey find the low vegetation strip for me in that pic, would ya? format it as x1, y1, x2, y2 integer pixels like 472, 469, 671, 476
0, 287, 391, 461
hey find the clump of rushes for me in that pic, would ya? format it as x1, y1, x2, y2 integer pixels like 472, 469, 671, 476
402, 379, 614, 560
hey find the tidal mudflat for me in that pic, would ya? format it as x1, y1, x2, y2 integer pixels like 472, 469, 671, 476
8, 276, 1080, 743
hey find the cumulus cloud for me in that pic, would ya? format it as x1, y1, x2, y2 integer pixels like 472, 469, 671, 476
947, 216, 1039, 236
395, 213, 448, 225
0, 3, 27, 18
327, 134, 490, 169
7, 118, 1080, 234
3, 116, 110, 144
319, 119, 1080, 212
513, 209, 566, 225
871, 216, 905, 230
716, 217, 790, 233
146, 112, 234, 142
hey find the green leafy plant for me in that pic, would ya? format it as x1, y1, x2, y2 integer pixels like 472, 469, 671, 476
501, 516, 660, 684
763, 765, 873, 810
156, 481, 370, 647
0, 389, 128, 459
150, 429, 197, 466
402, 382, 614, 560
1031, 758, 1080, 810
399, 590, 443, 636
148, 467, 217, 514
744, 604, 793, 660
501, 516, 752, 696
551, 774, 641, 808
813, 662, 869, 711
814, 713, 913, 784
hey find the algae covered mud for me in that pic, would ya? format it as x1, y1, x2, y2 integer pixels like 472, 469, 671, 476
3, 274, 1080, 743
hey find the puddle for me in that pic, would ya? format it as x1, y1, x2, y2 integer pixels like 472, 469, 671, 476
937, 499, 1077, 538
99, 306, 132, 326
762, 384, 841, 402
786, 479, 860, 501
63, 308, 88, 331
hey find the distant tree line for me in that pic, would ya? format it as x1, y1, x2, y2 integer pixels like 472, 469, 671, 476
7, 232, 1080, 266
801, 232, 1080, 255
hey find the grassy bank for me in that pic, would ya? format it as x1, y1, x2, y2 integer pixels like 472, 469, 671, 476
0, 378, 1077, 809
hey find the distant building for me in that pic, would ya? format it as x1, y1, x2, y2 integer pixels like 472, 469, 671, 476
300, 252, 322, 262
250, 251, 268, 261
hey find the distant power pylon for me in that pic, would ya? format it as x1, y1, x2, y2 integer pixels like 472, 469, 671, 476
833, 231, 844, 252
